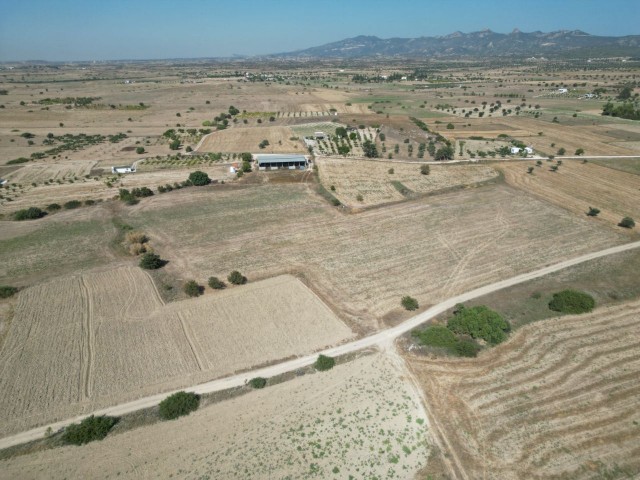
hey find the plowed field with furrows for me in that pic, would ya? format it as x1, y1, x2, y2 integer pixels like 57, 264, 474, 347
409, 300, 640, 480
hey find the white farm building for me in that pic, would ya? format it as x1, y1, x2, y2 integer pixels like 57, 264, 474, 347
111, 165, 136, 174
255, 154, 308, 170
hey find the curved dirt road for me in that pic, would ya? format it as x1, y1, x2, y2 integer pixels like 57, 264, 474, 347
2, 240, 639, 450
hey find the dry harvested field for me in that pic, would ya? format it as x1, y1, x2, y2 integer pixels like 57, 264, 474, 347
0, 353, 430, 480
408, 300, 640, 479
128, 183, 624, 330
197, 125, 304, 153
500, 160, 640, 233
0, 269, 352, 435
317, 158, 498, 207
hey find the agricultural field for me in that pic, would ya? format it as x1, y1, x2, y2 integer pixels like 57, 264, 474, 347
127, 183, 624, 331
0, 353, 430, 479
0, 269, 352, 435
500, 160, 640, 233
197, 125, 304, 153
317, 158, 498, 207
408, 300, 640, 479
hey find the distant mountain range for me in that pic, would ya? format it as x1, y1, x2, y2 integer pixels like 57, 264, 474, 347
273, 29, 640, 58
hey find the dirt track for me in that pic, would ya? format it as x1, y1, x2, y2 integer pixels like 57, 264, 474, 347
2, 240, 639, 451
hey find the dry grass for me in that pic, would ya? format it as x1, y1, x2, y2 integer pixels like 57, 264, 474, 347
500, 160, 640, 233
0, 353, 430, 479
127, 183, 624, 331
0, 269, 352, 435
317, 158, 498, 207
198, 125, 304, 153
409, 300, 640, 479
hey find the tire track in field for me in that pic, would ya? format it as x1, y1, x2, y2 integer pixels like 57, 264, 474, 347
79, 276, 95, 400
176, 312, 205, 371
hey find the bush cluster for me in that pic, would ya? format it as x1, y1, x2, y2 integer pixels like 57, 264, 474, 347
249, 377, 267, 389
548, 290, 595, 314
188, 170, 211, 186
184, 280, 203, 297
208, 276, 225, 289
401, 296, 419, 311
314, 354, 335, 371
62, 415, 118, 445
158, 391, 200, 420
0, 285, 18, 298
227, 270, 247, 285
412, 325, 481, 358
14, 206, 46, 221
139, 252, 165, 270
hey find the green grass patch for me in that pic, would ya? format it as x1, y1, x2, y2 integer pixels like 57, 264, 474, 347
391, 181, 413, 197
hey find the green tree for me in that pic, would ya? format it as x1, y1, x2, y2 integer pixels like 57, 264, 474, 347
446, 123, 455, 129
314, 354, 335, 371
135, 146, 145, 154
362, 140, 379, 158
169, 139, 181, 150
240, 152, 252, 162
447, 305, 510, 345
548, 290, 595, 314
139, 252, 164, 270
420, 164, 430, 175
575, 148, 584, 156
62, 415, 118, 445
587, 207, 600, 217
183, 280, 202, 297
401, 296, 419, 311
557, 147, 566, 156
188, 170, 211, 186
617, 85, 633, 100
158, 391, 200, 420
619, 217, 635, 228
249, 377, 267, 389
0, 286, 18, 298
527, 166, 534, 174
335, 126, 347, 138
208, 277, 225, 289
13, 207, 46, 221
228, 270, 247, 285
455, 337, 481, 357
435, 145, 454, 160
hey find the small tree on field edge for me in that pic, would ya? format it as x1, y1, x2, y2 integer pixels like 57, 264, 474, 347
0, 286, 19, 298
249, 377, 267, 389
158, 391, 200, 420
401, 296, 419, 311
183, 280, 203, 297
62, 415, 118, 445
139, 252, 165, 270
619, 217, 635, 229
420, 164, 430, 175
208, 276, 225, 289
587, 207, 600, 217
188, 170, 211, 186
228, 270, 247, 285
548, 290, 595, 314
314, 354, 335, 371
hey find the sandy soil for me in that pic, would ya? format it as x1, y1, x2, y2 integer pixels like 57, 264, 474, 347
0, 270, 352, 436
408, 300, 640, 479
0, 353, 430, 480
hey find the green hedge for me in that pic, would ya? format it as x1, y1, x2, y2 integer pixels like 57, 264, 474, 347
158, 391, 200, 420
548, 290, 595, 314
62, 415, 118, 445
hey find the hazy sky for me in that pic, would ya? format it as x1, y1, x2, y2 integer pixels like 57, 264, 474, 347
1, 0, 638, 61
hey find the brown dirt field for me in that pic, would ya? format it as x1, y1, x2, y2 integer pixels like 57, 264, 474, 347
0, 353, 430, 480
500, 160, 640, 234
408, 300, 640, 480
317, 158, 498, 207
0, 269, 352, 436
198, 125, 305, 153
128, 183, 624, 332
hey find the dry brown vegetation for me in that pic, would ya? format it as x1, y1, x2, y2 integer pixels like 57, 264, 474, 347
317, 158, 498, 207
0, 269, 352, 435
500, 160, 640, 233
198, 125, 304, 153
408, 300, 640, 479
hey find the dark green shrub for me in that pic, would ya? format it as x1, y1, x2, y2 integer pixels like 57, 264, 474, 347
587, 207, 600, 217
139, 252, 165, 270
14, 207, 46, 221
314, 354, 335, 371
412, 325, 457, 349
46, 203, 61, 211
62, 415, 118, 445
0, 286, 18, 298
118, 189, 139, 205
183, 280, 202, 297
420, 164, 430, 175
158, 391, 200, 420
188, 170, 211, 186
447, 305, 510, 345
63, 200, 81, 209
249, 377, 267, 389
135, 146, 145, 154
619, 217, 635, 229
401, 296, 419, 311
455, 337, 481, 357
131, 187, 154, 198
548, 290, 595, 314
84, 199, 95, 206
208, 276, 225, 289
227, 270, 247, 285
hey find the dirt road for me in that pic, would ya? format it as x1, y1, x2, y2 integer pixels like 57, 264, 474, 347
1, 240, 639, 451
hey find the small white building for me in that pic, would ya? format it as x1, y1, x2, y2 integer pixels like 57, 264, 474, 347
314, 131, 326, 139
557, 88, 568, 94
111, 166, 135, 174
510, 147, 521, 154
524, 146, 533, 154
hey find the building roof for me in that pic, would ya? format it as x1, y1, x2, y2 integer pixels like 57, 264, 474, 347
256, 154, 307, 165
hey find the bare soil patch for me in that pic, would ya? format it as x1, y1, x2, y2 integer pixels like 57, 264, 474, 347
198, 125, 304, 153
